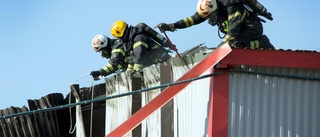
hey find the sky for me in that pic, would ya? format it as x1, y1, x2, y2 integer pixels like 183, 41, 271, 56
0, 0, 319, 110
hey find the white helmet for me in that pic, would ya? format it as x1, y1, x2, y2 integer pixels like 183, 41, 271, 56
91, 34, 108, 52
196, 0, 217, 18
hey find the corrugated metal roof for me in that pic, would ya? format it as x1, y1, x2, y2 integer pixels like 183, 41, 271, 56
232, 47, 320, 53
0, 93, 69, 137
220, 48, 320, 70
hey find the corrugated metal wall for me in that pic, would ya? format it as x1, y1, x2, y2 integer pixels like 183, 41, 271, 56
105, 73, 133, 136
173, 69, 211, 137
229, 66, 320, 137
103, 47, 212, 137
141, 65, 162, 137
104, 65, 164, 137
172, 53, 212, 137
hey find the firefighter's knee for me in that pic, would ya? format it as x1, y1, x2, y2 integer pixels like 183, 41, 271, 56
259, 35, 275, 49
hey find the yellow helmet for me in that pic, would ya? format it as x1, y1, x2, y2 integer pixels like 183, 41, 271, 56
110, 20, 127, 38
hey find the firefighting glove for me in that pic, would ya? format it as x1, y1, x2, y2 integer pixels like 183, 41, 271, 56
90, 71, 101, 81
154, 23, 175, 32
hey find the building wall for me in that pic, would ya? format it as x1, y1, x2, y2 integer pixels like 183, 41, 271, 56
104, 65, 167, 137
103, 48, 213, 137
228, 66, 320, 137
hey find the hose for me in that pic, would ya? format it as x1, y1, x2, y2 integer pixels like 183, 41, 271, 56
69, 74, 94, 134
0, 72, 221, 120
218, 26, 226, 39
89, 80, 95, 137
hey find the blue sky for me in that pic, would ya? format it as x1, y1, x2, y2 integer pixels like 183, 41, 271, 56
0, 0, 319, 109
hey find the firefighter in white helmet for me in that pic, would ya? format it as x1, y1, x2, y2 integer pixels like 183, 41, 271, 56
90, 34, 130, 80
156, 0, 275, 49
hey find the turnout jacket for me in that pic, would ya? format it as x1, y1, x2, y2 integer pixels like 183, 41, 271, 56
122, 25, 170, 71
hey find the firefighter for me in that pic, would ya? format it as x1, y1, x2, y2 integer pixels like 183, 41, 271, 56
156, 0, 275, 49
90, 34, 129, 80
110, 20, 171, 77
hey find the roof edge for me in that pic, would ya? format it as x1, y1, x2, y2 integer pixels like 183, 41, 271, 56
220, 49, 320, 69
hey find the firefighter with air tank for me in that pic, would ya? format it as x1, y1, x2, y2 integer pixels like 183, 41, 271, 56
90, 22, 173, 80
110, 21, 173, 78
156, 0, 275, 49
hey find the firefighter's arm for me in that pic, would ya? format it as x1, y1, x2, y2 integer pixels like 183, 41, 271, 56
156, 12, 206, 32
100, 48, 127, 75
90, 62, 115, 81
174, 12, 207, 29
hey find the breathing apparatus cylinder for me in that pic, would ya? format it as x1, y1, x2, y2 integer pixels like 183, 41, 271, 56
136, 23, 169, 46
239, 0, 273, 21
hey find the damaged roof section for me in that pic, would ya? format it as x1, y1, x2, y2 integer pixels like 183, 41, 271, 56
0, 93, 70, 137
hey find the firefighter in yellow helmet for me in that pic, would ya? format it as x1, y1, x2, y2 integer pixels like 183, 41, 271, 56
111, 20, 171, 78
156, 0, 275, 49
90, 34, 130, 80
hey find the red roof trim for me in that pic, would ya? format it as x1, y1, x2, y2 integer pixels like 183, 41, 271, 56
220, 49, 320, 69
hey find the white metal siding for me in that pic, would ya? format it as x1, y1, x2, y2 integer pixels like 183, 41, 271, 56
171, 53, 212, 137
142, 65, 162, 137
104, 65, 164, 137
229, 66, 320, 137
105, 73, 133, 136
173, 69, 211, 137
